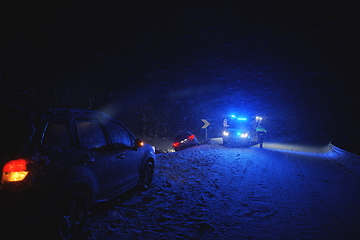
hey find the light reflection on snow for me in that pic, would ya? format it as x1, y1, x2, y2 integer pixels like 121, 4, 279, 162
250, 142, 331, 156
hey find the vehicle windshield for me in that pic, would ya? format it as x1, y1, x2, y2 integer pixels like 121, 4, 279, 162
225, 119, 250, 131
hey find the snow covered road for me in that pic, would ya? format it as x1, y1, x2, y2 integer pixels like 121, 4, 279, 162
82, 143, 360, 239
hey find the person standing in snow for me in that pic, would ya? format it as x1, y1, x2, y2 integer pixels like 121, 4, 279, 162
256, 124, 267, 148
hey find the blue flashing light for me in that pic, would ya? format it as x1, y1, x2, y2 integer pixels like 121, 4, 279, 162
229, 115, 247, 121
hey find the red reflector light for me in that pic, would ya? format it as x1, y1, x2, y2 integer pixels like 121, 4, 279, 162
173, 142, 180, 147
3, 159, 28, 172
188, 135, 195, 140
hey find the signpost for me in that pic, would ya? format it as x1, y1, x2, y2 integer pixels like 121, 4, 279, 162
201, 119, 210, 139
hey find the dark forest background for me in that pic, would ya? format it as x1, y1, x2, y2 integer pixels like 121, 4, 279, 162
1, 1, 359, 153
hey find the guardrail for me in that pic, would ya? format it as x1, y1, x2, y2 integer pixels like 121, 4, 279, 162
327, 143, 360, 178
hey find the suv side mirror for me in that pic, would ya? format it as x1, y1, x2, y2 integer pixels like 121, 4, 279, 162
135, 139, 144, 148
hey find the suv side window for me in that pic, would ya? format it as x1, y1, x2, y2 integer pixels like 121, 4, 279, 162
43, 121, 72, 149
76, 120, 107, 149
106, 121, 133, 147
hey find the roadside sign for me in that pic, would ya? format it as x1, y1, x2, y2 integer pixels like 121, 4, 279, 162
201, 119, 210, 139
201, 119, 210, 129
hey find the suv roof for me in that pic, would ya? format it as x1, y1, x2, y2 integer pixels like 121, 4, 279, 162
0, 104, 115, 123
0, 103, 115, 155
44, 108, 110, 117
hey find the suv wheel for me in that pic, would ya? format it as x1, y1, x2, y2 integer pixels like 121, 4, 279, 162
53, 191, 88, 240
138, 161, 154, 190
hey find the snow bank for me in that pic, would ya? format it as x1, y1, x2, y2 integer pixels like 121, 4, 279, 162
261, 141, 360, 178
326, 143, 360, 178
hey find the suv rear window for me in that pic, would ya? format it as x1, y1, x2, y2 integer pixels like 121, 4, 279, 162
43, 121, 72, 149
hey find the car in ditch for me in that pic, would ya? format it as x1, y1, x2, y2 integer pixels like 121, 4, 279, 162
173, 131, 198, 151
0, 103, 155, 239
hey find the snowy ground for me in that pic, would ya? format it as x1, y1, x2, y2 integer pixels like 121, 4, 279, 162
79, 142, 360, 240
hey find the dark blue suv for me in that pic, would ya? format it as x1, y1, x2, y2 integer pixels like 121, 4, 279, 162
0, 104, 155, 239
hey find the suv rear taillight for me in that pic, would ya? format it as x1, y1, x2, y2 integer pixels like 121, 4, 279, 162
2, 159, 29, 182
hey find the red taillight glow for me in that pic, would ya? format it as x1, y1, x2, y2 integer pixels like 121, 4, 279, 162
173, 142, 180, 147
3, 159, 28, 172
188, 135, 195, 140
2, 159, 29, 182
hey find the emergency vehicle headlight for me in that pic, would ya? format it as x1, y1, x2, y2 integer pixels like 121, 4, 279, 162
240, 132, 249, 138
223, 131, 229, 136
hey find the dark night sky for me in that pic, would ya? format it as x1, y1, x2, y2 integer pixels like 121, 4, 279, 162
1, 0, 359, 152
